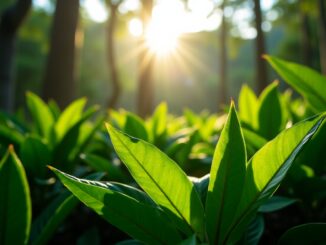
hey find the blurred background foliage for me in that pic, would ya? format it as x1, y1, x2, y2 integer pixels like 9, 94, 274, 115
0, 0, 325, 114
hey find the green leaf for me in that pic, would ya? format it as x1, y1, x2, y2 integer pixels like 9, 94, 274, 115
258, 196, 297, 213
80, 153, 127, 182
0, 124, 24, 146
242, 128, 267, 157
124, 112, 148, 141
278, 223, 326, 245
0, 146, 31, 245
54, 105, 98, 169
265, 55, 326, 112
150, 102, 168, 144
225, 114, 326, 244
50, 167, 183, 244
107, 182, 157, 207
55, 97, 87, 141
20, 135, 51, 178
205, 103, 247, 245
239, 84, 258, 129
30, 192, 78, 245
241, 214, 264, 245
257, 81, 286, 140
48, 99, 61, 120
106, 124, 205, 239
26, 92, 54, 138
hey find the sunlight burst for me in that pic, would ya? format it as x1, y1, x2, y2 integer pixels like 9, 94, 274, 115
145, 22, 180, 56
144, 2, 184, 56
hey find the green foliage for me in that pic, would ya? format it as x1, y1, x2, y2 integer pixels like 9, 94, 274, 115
0, 146, 31, 245
51, 104, 325, 244
266, 56, 326, 112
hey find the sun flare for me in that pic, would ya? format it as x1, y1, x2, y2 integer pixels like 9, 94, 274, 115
145, 22, 180, 56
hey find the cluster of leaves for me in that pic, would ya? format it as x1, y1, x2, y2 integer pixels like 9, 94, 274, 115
0, 56, 326, 244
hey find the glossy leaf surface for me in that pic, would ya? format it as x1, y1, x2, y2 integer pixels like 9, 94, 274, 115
265, 56, 326, 112
50, 167, 183, 244
106, 124, 205, 239
0, 146, 31, 245
225, 114, 325, 244
205, 103, 246, 244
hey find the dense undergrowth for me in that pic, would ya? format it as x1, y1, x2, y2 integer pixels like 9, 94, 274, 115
0, 56, 326, 244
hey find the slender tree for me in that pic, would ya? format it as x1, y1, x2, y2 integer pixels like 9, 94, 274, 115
42, 0, 79, 108
0, 0, 31, 112
319, 0, 326, 75
218, 0, 228, 107
137, 0, 154, 118
299, 1, 312, 66
106, 0, 123, 109
253, 0, 268, 93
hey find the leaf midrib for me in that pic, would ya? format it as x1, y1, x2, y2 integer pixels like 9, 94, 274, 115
112, 129, 196, 234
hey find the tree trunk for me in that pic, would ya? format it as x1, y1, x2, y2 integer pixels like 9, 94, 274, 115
319, 0, 326, 75
42, 0, 79, 109
137, 0, 154, 118
253, 0, 268, 93
0, 0, 31, 112
299, 1, 312, 66
218, 0, 227, 108
106, 3, 121, 109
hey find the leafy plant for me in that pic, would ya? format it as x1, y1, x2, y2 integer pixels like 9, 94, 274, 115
265, 55, 326, 113
50, 103, 325, 244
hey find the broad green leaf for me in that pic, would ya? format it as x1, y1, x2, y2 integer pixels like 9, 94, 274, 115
0, 124, 24, 145
30, 172, 104, 245
26, 92, 54, 138
54, 106, 99, 169
239, 84, 258, 129
30, 192, 78, 245
205, 103, 247, 245
80, 153, 127, 181
50, 167, 183, 244
107, 182, 156, 207
293, 119, 326, 173
48, 99, 61, 120
278, 223, 326, 245
265, 55, 326, 112
150, 102, 168, 144
258, 196, 297, 213
55, 97, 87, 141
106, 124, 205, 239
242, 128, 267, 157
124, 112, 148, 141
258, 81, 286, 140
69, 115, 104, 162
0, 146, 31, 245
225, 114, 325, 244
151, 102, 167, 133
241, 214, 264, 245
20, 135, 51, 178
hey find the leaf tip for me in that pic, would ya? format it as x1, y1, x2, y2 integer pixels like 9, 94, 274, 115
8, 144, 15, 152
262, 54, 269, 60
47, 165, 55, 171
